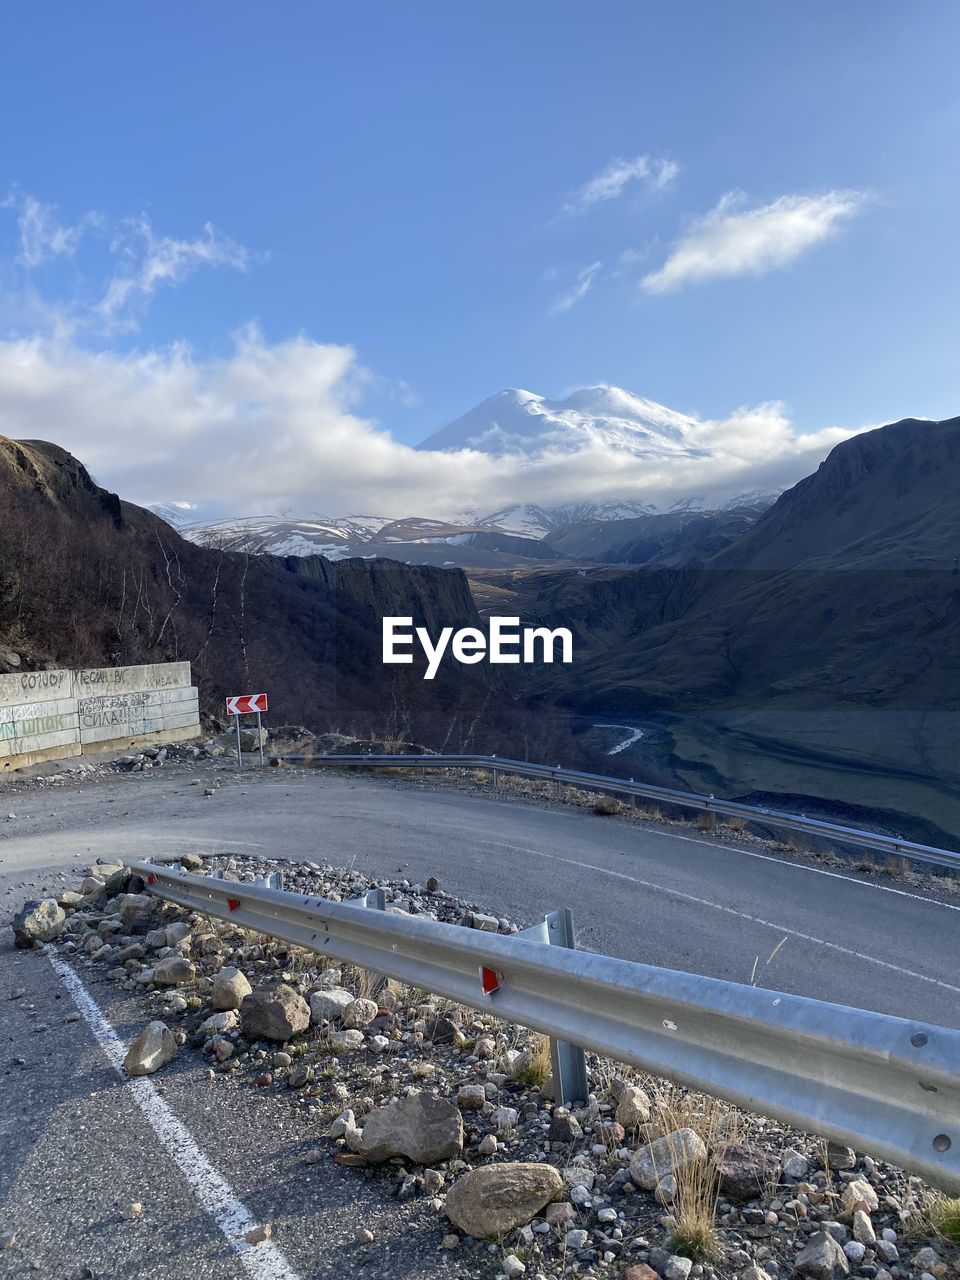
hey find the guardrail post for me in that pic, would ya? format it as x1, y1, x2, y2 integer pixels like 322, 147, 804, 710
554, 766, 562, 801
519, 907, 589, 1107
491, 754, 499, 788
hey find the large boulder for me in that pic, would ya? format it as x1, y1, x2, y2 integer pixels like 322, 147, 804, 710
241, 983, 310, 1041
151, 956, 196, 986
795, 1230, 850, 1279
12, 899, 66, 948
361, 1093, 464, 1164
341, 997, 378, 1029
309, 987, 354, 1023
629, 1128, 707, 1191
716, 1144, 780, 1202
615, 1085, 651, 1128
124, 1021, 178, 1076
115, 892, 155, 929
211, 967, 252, 1010
445, 1163, 564, 1239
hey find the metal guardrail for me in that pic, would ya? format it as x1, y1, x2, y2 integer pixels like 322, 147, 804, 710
275, 752, 960, 873
133, 859, 960, 1192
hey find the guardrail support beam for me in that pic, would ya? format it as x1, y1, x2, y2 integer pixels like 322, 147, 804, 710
519, 907, 590, 1106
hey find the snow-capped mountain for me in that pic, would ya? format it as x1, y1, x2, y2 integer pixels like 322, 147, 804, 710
463, 501, 658, 538
418, 386, 708, 460
157, 385, 781, 564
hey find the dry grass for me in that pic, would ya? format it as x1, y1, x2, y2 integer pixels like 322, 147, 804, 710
883, 853, 911, 877
514, 1034, 551, 1088
638, 1081, 735, 1262
924, 1194, 960, 1243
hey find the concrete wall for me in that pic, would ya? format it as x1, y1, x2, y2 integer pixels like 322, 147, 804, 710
0, 662, 200, 772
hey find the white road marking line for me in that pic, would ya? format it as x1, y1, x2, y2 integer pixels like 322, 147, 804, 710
497, 842, 960, 998
633, 824, 960, 913
47, 951, 301, 1280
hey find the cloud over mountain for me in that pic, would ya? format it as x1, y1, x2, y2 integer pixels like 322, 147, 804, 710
0, 328, 866, 519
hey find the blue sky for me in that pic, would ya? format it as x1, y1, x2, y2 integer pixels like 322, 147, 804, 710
0, 2, 958, 517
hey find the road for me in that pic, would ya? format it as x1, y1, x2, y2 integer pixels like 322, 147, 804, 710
2, 762, 959, 1278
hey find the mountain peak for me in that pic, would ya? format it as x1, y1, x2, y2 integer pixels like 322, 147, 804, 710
418, 383, 700, 457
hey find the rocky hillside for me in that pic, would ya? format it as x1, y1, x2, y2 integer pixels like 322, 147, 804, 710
498, 417, 960, 844
0, 436, 574, 758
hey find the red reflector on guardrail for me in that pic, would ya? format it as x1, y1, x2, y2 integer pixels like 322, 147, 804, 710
228, 898, 240, 912
481, 966, 502, 995
147, 874, 157, 885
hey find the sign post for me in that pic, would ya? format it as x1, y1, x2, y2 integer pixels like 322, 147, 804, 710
225, 693, 269, 768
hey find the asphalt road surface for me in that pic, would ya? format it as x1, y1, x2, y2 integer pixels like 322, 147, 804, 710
2, 762, 959, 1278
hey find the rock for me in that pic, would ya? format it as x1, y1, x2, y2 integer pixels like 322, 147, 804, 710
355, 1228, 374, 1245
422, 1013, 463, 1044
548, 1110, 582, 1143
664, 1258, 693, 1280
211, 967, 252, 1010
795, 1230, 851, 1279
244, 1224, 272, 1245
444, 1163, 564, 1239
361, 1093, 463, 1163
503, 1257, 526, 1278
629, 1128, 707, 1191
564, 1229, 589, 1249
341, 997, 378, 1029
441, 1233, 459, 1249
840, 1178, 879, 1215
593, 794, 621, 815
843, 1241, 865, 1265
288, 1063, 313, 1089
152, 956, 196, 986
623, 1267, 659, 1280
12, 898, 66, 947
477, 1134, 498, 1156
145, 928, 168, 949
493, 1105, 519, 1129
655, 1174, 677, 1204
781, 1147, 810, 1180
328, 1029, 364, 1052
716, 1143, 780, 1202
615, 1085, 651, 1128
456, 1084, 486, 1110
470, 912, 499, 932
124, 1021, 177, 1076
198, 1010, 238, 1037
309, 987, 354, 1023
179, 853, 204, 871
544, 1202, 576, 1228
165, 922, 192, 947
852, 1209, 875, 1245
0, 1231, 16, 1249
826, 1142, 857, 1170
116, 892, 154, 929
240, 984, 310, 1041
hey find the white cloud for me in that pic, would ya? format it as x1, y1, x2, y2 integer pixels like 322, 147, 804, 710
552, 261, 603, 313
100, 216, 251, 318
0, 327, 870, 519
563, 155, 679, 215
1, 190, 100, 268
642, 190, 865, 293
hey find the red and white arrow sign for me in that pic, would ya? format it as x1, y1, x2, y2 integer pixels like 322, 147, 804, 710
226, 693, 268, 716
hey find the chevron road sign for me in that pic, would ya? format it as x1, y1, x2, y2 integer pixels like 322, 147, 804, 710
225, 693, 268, 715
226, 693, 269, 767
